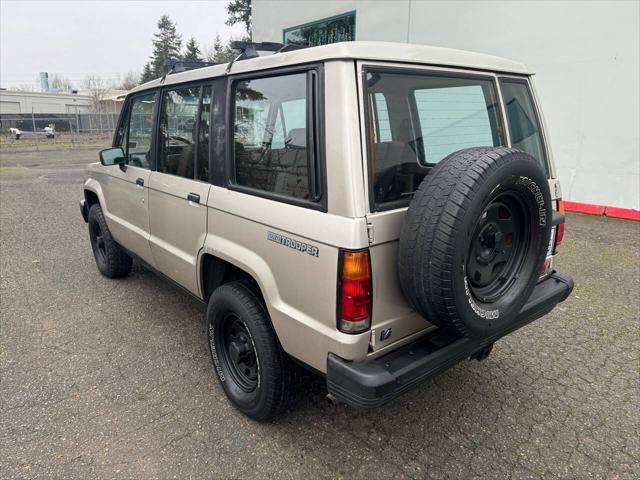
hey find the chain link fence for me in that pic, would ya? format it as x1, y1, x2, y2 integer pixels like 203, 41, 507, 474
0, 112, 120, 150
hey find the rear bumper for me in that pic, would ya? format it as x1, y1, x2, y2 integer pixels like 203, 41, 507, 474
80, 199, 88, 222
326, 271, 574, 409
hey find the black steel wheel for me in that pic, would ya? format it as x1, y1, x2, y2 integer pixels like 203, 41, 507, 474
466, 193, 531, 303
207, 280, 297, 421
87, 204, 132, 278
90, 220, 107, 265
219, 314, 259, 392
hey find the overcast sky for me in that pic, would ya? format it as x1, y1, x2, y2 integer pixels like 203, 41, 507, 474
0, 0, 246, 89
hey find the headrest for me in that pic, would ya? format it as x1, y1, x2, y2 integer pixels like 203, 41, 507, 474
285, 128, 306, 148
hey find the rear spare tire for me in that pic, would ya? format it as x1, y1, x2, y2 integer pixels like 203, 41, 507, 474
398, 147, 551, 338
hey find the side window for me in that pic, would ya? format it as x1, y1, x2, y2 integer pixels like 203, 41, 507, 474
414, 84, 500, 165
232, 72, 316, 201
372, 92, 391, 143
158, 86, 201, 179
271, 99, 306, 149
499, 79, 547, 172
197, 86, 212, 181
114, 109, 129, 149
119, 92, 157, 169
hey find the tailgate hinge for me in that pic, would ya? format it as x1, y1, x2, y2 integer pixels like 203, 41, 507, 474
367, 222, 374, 244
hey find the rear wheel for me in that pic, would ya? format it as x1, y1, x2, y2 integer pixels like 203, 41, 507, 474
87, 204, 132, 278
206, 280, 296, 421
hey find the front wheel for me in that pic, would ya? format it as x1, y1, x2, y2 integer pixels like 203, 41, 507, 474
87, 204, 132, 278
206, 280, 296, 421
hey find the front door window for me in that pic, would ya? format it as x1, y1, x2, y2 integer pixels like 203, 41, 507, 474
119, 92, 157, 169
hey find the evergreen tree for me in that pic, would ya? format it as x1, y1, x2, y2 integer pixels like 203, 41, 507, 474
206, 33, 237, 64
140, 62, 154, 84
149, 15, 183, 76
226, 0, 251, 37
183, 37, 203, 62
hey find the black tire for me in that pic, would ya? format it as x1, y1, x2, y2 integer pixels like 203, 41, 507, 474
87, 204, 132, 278
398, 147, 551, 338
206, 280, 296, 421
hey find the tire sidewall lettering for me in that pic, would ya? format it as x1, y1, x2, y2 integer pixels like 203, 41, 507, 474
208, 320, 226, 382
463, 276, 499, 320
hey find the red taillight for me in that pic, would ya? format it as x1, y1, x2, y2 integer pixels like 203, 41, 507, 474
555, 200, 565, 251
338, 249, 372, 333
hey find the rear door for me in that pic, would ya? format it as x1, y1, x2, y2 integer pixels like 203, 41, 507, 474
148, 84, 212, 296
358, 62, 507, 351
101, 91, 157, 266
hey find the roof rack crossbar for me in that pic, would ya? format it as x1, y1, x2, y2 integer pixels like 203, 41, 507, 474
224, 41, 308, 74
160, 58, 216, 84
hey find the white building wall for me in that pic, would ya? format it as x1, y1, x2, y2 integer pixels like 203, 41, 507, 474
253, 0, 640, 210
0, 90, 92, 114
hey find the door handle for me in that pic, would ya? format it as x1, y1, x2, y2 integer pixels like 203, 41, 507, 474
136, 178, 144, 187
187, 193, 200, 204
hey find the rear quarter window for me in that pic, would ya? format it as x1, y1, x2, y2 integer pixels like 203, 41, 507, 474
231, 70, 322, 206
499, 78, 548, 174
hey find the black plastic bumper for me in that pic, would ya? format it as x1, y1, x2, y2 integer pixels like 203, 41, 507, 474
327, 271, 574, 409
80, 199, 88, 223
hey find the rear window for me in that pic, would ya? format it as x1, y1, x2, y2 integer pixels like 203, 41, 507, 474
365, 70, 504, 208
414, 85, 499, 164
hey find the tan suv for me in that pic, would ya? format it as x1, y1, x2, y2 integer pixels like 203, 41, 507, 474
80, 41, 573, 420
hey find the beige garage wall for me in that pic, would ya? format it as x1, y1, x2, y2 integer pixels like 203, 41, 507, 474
253, 0, 640, 210
0, 101, 21, 113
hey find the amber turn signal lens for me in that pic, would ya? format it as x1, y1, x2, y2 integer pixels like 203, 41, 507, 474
342, 250, 371, 280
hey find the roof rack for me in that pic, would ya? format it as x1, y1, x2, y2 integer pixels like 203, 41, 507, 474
164, 59, 216, 75
225, 41, 309, 73
160, 58, 216, 84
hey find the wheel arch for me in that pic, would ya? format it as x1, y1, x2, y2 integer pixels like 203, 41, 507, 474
198, 234, 369, 373
83, 179, 107, 211
199, 252, 256, 302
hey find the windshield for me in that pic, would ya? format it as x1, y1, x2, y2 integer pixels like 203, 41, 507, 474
365, 69, 505, 208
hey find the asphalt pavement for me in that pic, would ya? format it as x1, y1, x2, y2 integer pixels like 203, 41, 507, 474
1, 147, 638, 479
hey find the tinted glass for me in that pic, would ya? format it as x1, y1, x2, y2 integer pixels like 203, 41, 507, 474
372, 92, 392, 143
197, 86, 212, 181
365, 71, 503, 207
500, 79, 547, 171
158, 86, 200, 179
233, 73, 312, 200
414, 85, 499, 164
122, 92, 157, 169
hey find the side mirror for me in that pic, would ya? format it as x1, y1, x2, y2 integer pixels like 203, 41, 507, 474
99, 147, 125, 167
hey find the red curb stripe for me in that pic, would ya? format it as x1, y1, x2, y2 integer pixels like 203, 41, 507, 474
564, 201, 605, 216
564, 201, 639, 221
604, 206, 640, 221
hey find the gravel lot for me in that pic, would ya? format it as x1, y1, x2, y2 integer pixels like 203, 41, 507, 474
1, 148, 639, 479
